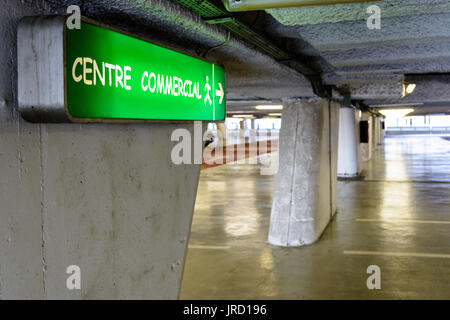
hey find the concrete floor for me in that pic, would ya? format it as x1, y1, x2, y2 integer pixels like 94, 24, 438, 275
180, 134, 450, 299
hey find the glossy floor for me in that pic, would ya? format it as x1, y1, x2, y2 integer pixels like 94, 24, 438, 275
180, 134, 450, 299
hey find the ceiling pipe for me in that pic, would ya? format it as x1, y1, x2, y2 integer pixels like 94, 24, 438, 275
223, 0, 379, 12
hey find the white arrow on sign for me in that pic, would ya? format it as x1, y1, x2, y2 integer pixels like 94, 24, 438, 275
215, 83, 224, 104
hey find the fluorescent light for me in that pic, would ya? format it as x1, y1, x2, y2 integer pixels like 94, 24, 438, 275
379, 109, 414, 118
268, 113, 282, 116
255, 105, 283, 110
232, 114, 253, 118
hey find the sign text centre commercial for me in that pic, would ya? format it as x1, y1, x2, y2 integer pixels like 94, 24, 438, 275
72, 57, 203, 100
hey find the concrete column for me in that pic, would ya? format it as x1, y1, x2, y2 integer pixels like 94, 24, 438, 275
0, 0, 204, 300
337, 107, 361, 177
239, 119, 245, 140
269, 98, 339, 247
248, 119, 257, 140
375, 117, 384, 145
217, 122, 228, 147
371, 115, 377, 151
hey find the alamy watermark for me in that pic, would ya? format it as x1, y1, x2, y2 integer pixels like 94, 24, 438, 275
66, 265, 81, 290
66, 5, 81, 30
367, 5, 381, 30
366, 265, 381, 290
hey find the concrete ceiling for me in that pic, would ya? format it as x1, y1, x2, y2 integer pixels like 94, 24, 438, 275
25, 0, 450, 116
265, 0, 450, 112
41, 0, 314, 103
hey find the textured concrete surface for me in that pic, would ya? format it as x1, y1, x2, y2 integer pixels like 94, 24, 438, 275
270, 13, 450, 51
268, 0, 450, 26
269, 99, 339, 246
334, 59, 450, 76
348, 81, 404, 100
266, 1, 450, 105
360, 113, 373, 163
181, 134, 450, 299
1, 0, 201, 299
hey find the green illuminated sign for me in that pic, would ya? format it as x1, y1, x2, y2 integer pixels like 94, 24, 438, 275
17, 17, 226, 123
66, 20, 226, 122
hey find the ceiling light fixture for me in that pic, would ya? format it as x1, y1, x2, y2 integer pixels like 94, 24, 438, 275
255, 105, 283, 110
406, 83, 416, 94
378, 108, 414, 119
402, 82, 416, 97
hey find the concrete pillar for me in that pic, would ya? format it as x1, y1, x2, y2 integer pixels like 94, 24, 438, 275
337, 107, 361, 177
0, 117, 202, 299
217, 122, 228, 146
375, 117, 384, 145
371, 115, 377, 151
0, 2, 202, 298
269, 98, 339, 247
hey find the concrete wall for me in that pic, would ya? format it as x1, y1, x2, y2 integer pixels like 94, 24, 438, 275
269, 98, 339, 247
0, 1, 200, 299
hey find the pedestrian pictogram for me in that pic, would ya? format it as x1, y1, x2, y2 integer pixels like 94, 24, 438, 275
204, 76, 212, 107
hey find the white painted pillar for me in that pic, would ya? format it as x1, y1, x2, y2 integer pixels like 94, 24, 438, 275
239, 119, 245, 140
371, 115, 377, 151
0, 0, 204, 299
269, 98, 339, 247
375, 117, 384, 145
217, 122, 228, 146
373, 117, 378, 146
337, 107, 361, 177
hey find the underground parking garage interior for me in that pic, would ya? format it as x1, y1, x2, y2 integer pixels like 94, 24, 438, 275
0, 0, 449, 308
